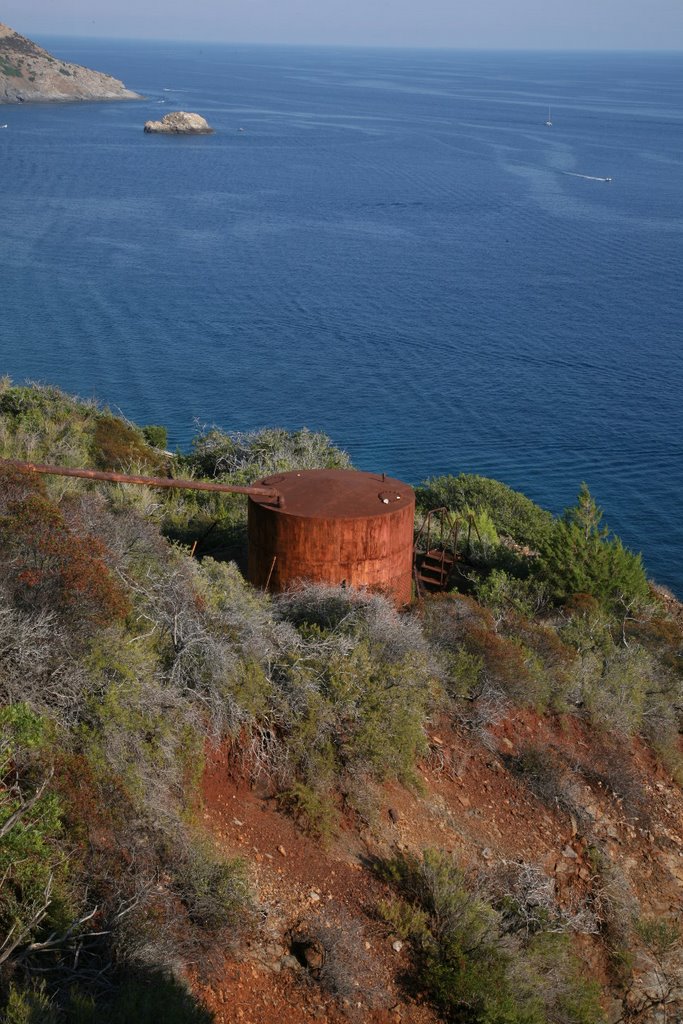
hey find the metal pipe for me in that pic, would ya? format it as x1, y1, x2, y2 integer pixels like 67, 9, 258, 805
3, 459, 282, 503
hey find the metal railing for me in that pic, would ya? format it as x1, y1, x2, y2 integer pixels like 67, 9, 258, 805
413, 506, 459, 557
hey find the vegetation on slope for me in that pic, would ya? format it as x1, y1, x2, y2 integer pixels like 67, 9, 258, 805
0, 381, 681, 1022
377, 849, 604, 1024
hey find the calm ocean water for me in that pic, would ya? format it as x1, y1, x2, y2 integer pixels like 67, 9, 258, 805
1, 42, 681, 592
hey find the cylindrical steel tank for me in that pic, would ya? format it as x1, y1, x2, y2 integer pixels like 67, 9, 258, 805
248, 469, 415, 605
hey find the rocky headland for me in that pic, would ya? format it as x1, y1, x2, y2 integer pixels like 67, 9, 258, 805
143, 110, 214, 134
0, 22, 140, 104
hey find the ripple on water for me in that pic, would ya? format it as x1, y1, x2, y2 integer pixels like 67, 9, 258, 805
1, 45, 682, 592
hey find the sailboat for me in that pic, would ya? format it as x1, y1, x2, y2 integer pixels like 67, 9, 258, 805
545, 106, 553, 127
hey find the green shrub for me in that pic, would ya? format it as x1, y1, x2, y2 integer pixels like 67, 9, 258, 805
277, 782, 338, 840
419, 594, 552, 707
559, 605, 665, 735
0, 56, 23, 78
92, 414, 159, 471
3, 982, 58, 1024
476, 569, 549, 620
559, 595, 616, 658
78, 647, 195, 804
0, 706, 71, 966
458, 622, 537, 705
536, 485, 648, 611
442, 648, 484, 700
283, 641, 432, 789
173, 838, 252, 933
0, 382, 98, 465
270, 587, 436, 795
377, 894, 431, 942
634, 916, 682, 959
511, 932, 604, 1024
417, 474, 553, 548
620, 917, 683, 1020
505, 617, 576, 711
377, 850, 604, 1024
142, 424, 169, 450
582, 646, 655, 734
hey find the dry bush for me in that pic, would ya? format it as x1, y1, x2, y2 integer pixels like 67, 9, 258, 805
583, 646, 658, 735
420, 593, 495, 650
287, 911, 389, 1013
484, 860, 599, 936
584, 845, 640, 965
506, 616, 577, 700
0, 583, 118, 726
510, 744, 591, 826
0, 602, 57, 701
188, 425, 351, 481
118, 554, 277, 736
62, 492, 170, 563
0, 466, 129, 633
274, 582, 430, 664
576, 741, 652, 826
623, 916, 683, 1022
51, 751, 255, 982
419, 593, 555, 707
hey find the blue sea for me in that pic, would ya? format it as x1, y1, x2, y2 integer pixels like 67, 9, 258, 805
1, 42, 682, 592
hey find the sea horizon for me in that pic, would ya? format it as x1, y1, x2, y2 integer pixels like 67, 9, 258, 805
31, 34, 683, 53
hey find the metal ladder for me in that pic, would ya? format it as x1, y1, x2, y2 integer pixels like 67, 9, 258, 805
413, 507, 459, 594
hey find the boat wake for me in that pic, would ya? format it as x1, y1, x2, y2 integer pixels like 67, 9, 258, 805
563, 171, 613, 183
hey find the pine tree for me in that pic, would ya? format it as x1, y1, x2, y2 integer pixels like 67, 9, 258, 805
537, 484, 648, 609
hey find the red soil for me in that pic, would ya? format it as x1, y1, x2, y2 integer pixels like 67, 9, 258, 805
190, 712, 683, 1023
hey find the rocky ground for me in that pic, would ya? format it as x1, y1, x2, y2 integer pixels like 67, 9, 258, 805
190, 711, 683, 1024
0, 22, 140, 103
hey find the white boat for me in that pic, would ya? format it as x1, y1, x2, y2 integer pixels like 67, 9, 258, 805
545, 106, 552, 127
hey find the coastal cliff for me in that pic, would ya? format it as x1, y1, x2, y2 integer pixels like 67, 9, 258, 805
0, 382, 681, 1024
0, 22, 140, 104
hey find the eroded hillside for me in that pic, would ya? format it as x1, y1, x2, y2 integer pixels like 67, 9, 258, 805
0, 381, 680, 1024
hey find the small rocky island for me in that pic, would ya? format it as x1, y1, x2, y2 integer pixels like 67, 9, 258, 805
144, 111, 214, 134
0, 22, 140, 104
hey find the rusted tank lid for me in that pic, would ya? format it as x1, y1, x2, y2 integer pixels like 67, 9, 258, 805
251, 469, 414, 519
